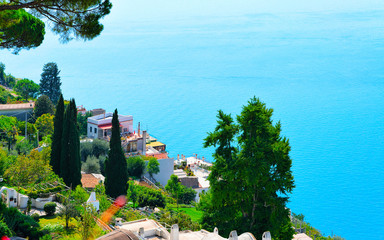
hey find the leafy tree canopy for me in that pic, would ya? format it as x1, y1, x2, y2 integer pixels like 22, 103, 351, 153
166, 174, 196, 205
200, 97, 295, 240
136, 185, 166, 209
35, 113, 54, 137
14, 78, 39, 101
0, 0, 112, 53
78, 111, 92, 136
127, 155, 146, 179
81, 155, 101, 174
4, 149, 55, 187
0, 115, 18, 139
0, 86, 13, 104
33, 94, 54, 120
147, 157, 160, 178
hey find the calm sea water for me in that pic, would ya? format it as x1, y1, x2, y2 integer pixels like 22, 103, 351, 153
2, 10, 384, 240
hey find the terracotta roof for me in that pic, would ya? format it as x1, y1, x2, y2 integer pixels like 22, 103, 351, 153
146, 153, 169, 159
96, 229, 139, 240
81, 174, 100, 189
293, 233, 313, 240
0, 102, 35, 110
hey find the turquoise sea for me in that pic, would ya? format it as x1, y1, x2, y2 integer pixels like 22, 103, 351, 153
2, 7, 384, 239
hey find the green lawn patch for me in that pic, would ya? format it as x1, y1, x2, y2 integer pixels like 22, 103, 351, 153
39, 215, 65, 226
169, 207, 203, 223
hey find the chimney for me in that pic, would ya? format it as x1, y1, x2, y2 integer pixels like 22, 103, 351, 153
214, 227, 219, 235
142, 130, 147, 154
229, 231, 238, 240
138, 122, 141, 137
139, 227, 144, 237
170, 224, 179, 240
177, 154, 180, 160
262, 231, 272, 240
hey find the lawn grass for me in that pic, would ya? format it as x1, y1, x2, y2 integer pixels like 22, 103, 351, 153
169, 206, 204, 223
39, 215, 66, 226
179, 207, 203, 223
39, 215, 104, 239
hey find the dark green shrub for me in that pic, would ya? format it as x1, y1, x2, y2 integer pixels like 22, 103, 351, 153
1, 204, 41, 239
127, 156, 146, 178
0, 220, 12, 237
179, 187, 196, 204
14, 140, 34, 155
31, 213, 40, 222
44, 202, 57, 216
40, 234, 53, 240
137, 185, 166, 209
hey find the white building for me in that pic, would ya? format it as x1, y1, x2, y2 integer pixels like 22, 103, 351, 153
144, 157, 174, 187
112, 218, 257, 240
87, 112, 133, 139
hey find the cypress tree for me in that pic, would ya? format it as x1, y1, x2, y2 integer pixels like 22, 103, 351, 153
105, 109, 128, 198
60, 99, 81, 188
69, 99, 82, 187
50, 94, 64, 175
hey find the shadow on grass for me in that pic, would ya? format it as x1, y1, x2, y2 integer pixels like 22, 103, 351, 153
40, 215, 57, 220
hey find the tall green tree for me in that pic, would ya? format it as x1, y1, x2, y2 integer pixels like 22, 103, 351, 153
0, 63, 5, 85
0, 0, 112, 53
14, 78, 39, 101
60, 98, 81, 188
50, 94, 64, 175
201, 97, 295, 240
105, 109, 128, 198
33, 94, 55, 120
39, 62, 62, 103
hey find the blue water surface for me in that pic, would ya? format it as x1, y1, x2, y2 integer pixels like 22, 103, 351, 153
2, 10, 384, 240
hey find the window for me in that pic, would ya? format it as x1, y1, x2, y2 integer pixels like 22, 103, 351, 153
90, 126, 92, 132
94, 128, 97, 133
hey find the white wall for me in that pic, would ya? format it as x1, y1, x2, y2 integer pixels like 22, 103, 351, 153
121, 120, 133, 133
87, 122, 99, 139
145, 158, 174, 187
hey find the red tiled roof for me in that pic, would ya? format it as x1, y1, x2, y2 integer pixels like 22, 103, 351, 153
146, 153, 169, 159
0, 102, 35, 110
81, 174, 100, 189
